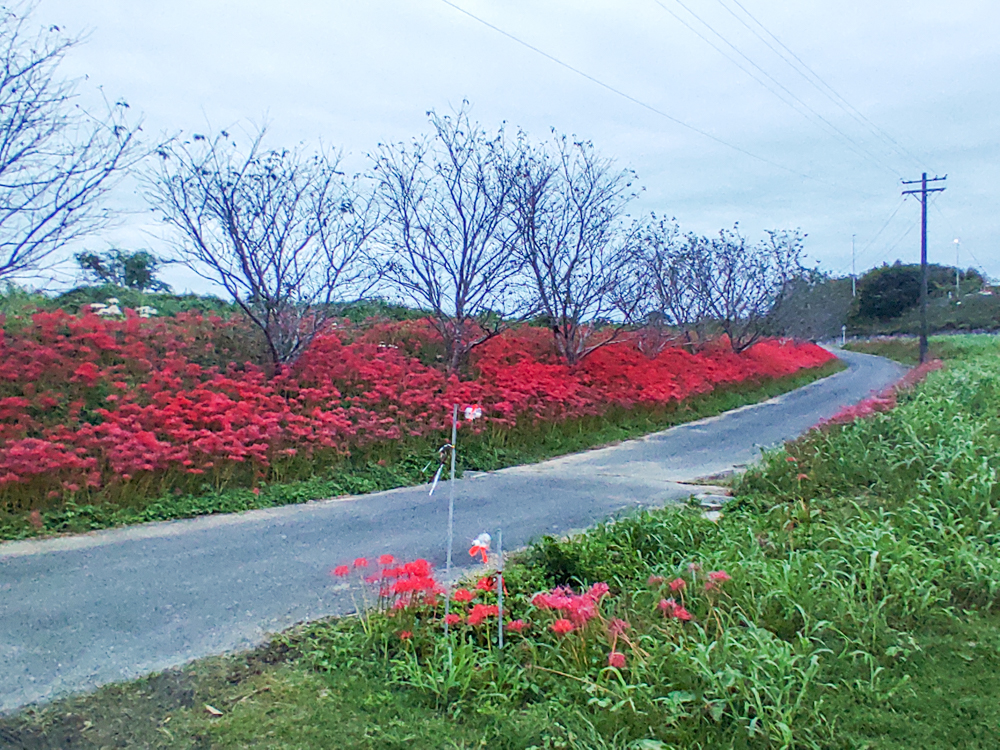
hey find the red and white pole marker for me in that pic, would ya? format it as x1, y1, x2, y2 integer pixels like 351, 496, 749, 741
468, 532, 491, 564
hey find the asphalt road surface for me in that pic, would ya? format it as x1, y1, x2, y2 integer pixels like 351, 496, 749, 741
0, 348, 904, 714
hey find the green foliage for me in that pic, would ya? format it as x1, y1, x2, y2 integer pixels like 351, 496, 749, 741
75, 249, 171, 292
850, 292, 1000, 336
0, 282, 49, 321
331, 297, 430, 324
853, 263, 922, 321
52, 284, 237, 316
844, 333, 994, 365
849, 262, 988, 331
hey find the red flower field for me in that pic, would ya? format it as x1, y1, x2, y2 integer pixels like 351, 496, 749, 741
0, 310, 833, 510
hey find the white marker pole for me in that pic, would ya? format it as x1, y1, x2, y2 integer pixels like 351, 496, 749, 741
443, 404, 458, 643
496, 527, 504, 651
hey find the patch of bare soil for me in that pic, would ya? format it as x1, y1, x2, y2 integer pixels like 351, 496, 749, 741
0, 640, 294, 749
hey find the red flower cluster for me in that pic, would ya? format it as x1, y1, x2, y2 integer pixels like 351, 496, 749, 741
658, 598, 693, 621
467, 603, 499, 626
818, 359, 942, 427
532, 582, 610, 627
0, 309, 833, 505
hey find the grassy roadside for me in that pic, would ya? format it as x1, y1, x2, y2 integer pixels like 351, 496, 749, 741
0, 359, 844, 542
7, 611, 998, 749
4, 337, 1000, 748
844, 333, 995, 365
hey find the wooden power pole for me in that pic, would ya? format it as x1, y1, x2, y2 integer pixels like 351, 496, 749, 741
901, 173, 946, 363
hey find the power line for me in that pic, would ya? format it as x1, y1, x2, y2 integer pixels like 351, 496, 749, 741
833, 198, 907, 276
721, 0, 930, 172
655, 0, 902, 178
438, 0, 875, 197
931, 201, 989, 277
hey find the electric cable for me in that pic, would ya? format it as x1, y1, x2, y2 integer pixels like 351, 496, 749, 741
721, 0, 931, 172
832, 198, 907, 276
931, 202, 990, 278
438, 0, 877, 198
656, 0, 902, 178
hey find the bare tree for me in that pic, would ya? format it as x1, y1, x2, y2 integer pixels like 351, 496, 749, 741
372, 105, 523, 375
0, 2, 143, 281
638, 218, 713, 355
703, 226, 805, 352
511, 132, 640, 365
143, 126, 380, 371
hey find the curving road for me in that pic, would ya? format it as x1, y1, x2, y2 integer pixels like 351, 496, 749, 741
0, 348, 904, 714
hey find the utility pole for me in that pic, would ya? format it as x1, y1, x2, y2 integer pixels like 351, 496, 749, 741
851, 234, 856, 297
901, 172, 946, 363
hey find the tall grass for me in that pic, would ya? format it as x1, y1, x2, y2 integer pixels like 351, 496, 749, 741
277, 335, 1000, 748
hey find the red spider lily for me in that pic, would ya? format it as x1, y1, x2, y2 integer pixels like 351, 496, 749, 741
505, 619, 528, 633
607, 651, 626, 669
785, 456, 798, 463
533, 584, 606, 626
452, 588, 475, 603
647, 575, 665, 587
588, 582, 610, 599
659, 598, 692, 621
705, 570, 732, 590
443, 613, 463, 626
399, 630, 412, 640
668, 577, 686, 592
796, 473, 809, 480
608, 618, 630, 637
475, 575, 496, 592
402, 559, 433, 577
391, 575, 437, 595
332, 565, 350, 577
353, 557, 369, 569
550, 618, 574, 635
467, 603, 499, 626
0, 310, 833, 502
378, 554, 395, 566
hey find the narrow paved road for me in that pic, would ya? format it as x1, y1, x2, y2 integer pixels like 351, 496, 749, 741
0, 349, 903, 713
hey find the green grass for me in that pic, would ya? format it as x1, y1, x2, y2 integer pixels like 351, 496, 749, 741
844, 333, 997, 365
0, 359, 844, 542
7, 611, 999, 749
4, 336, 1000, 748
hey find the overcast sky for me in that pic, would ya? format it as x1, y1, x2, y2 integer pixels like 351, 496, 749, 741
30, 0, 1000, 292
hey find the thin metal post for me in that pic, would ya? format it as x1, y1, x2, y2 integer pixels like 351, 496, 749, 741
954, 238, 961, 297
851, 234, 856, 298
442, 404, 459, 639
496, 527, 504, 651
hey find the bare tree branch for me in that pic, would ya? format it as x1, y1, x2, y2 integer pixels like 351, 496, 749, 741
372, 103, 523, 376
142, 125, 381, 371
702, 225, 806, 352
0, 2, 144, 280
511, 132, 639, 365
